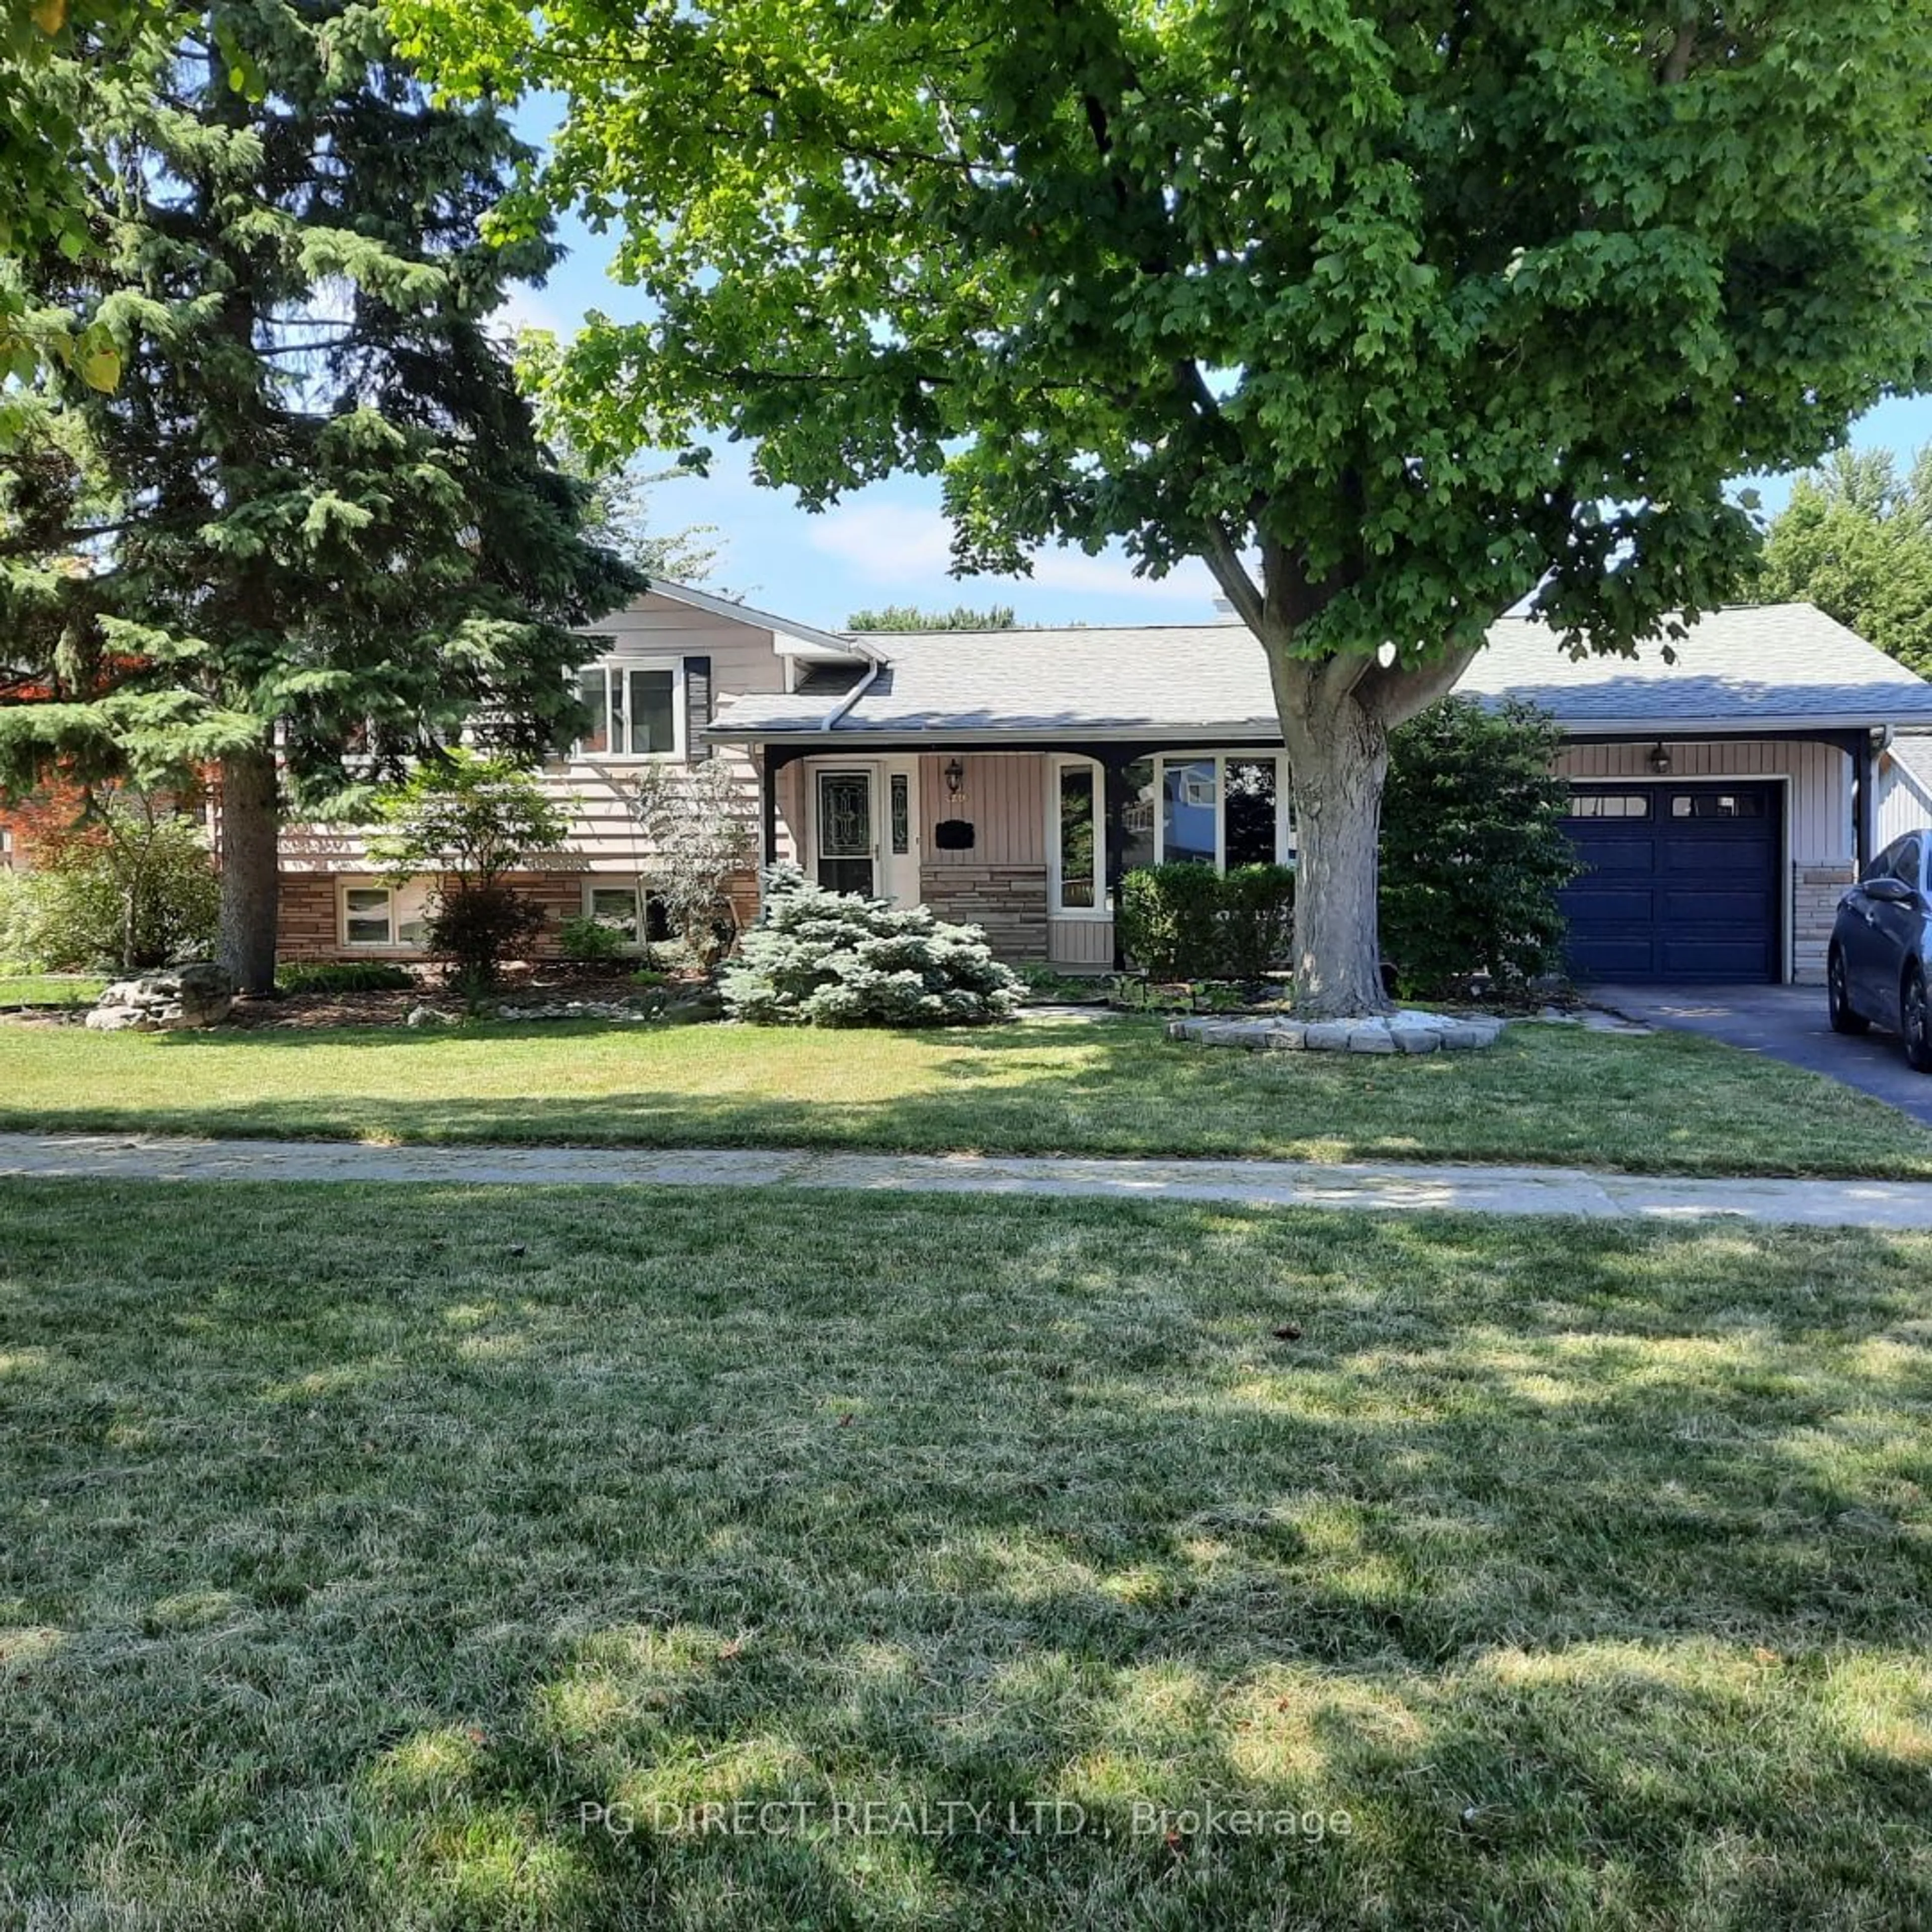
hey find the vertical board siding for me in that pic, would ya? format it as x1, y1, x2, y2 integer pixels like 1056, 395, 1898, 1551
920, 753, 1047, 867
1049, 918, 1114, 969
1876, 749, 1932, 847
1554, 739, 1849, 862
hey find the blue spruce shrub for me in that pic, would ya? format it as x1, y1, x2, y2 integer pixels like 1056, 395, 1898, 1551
723, 865, 1021, 1026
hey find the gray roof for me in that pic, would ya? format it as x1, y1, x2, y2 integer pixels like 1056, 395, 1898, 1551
708, 602, 1932, 742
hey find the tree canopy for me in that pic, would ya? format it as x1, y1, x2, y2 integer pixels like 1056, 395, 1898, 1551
1758, 448, 1932, 679
398, 0, 1932, 1012
847, 603, 1018, 632
0, 0, 641, 986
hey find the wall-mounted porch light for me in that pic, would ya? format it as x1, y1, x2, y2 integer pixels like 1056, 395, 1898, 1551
1648, 742, 1672, 774
944, 757, 965, 798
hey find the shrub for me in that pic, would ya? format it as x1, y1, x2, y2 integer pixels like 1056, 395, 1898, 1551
1114, 861, 1294, 981
425, 885, 546, 1004
616, 761, 757, 968
1115, 862, 1225, 980
723, 865, 1020, 1026
277, 960, 417, 994
557, 913, 629, 963
1380, 696, 1579, 998
1217, 863, 1298, 981
0, 793, 219, 972
368, 752, 569, 1005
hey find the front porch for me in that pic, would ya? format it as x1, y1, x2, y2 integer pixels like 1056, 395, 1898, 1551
755, 728, 1870, 985
760, 742, 1296, 969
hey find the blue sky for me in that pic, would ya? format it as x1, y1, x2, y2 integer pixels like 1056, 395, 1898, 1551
510, 192, 1932, 633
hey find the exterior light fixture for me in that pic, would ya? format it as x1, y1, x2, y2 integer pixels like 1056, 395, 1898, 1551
1648, 742, 1672, 774
944, 757, 965, 797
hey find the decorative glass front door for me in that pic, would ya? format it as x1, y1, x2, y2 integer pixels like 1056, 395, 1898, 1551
816, 770, 876, 896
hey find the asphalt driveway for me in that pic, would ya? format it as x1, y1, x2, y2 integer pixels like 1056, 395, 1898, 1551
1589, 982, 1932, 1129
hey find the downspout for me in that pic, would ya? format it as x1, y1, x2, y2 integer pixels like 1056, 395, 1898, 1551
821, 657, 882, 732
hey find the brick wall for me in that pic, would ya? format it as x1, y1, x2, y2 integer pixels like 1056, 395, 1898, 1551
920, 862, 1050, 961
1792, 862, 1854, 985
276, 867, 764, 961
277, 872, 340, 958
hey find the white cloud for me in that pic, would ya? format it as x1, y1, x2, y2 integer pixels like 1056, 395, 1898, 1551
807, 501, 1220, 611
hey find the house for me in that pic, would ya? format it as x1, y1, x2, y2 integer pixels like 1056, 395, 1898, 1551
273, 587, 1932, 987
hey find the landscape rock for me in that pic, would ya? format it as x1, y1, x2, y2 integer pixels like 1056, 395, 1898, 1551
86, 963, 232, 1032
1172, 1005, 1508, 1057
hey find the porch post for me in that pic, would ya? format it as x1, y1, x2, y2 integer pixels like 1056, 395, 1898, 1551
1101, 752, 1132, 972
1854, 732, 1873, 874
760, 745, 782, 869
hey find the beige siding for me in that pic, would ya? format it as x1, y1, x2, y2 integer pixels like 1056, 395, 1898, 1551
1876, 748, 1932, 847
1555, 738, 1851, 863
1049, 918, 1114, 970
281, 591, 798, 875
920, 753, 1046, 868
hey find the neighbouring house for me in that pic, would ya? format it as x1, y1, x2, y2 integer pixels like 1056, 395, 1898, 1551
262, 585, 1932, 986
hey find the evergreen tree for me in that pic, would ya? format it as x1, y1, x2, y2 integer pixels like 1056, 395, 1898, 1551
0, 0, 642, 989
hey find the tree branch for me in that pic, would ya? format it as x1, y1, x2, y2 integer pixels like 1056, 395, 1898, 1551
1659, 25, 1696, 83
1198, 521, 1263, 630
1351, 640, 1483, 728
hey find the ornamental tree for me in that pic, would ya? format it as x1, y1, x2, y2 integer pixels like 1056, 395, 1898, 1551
400, 0, 1932, 1014
0, 0, 642, 991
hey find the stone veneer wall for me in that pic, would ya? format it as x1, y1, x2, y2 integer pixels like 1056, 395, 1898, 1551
1792, 862, 1854, 985
920, 862, 1050, 961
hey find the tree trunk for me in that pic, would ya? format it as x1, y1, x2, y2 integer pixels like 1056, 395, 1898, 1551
1263, 641, 1482, 1020
1281, 687, 1393, 1019
217, 742, 280, 994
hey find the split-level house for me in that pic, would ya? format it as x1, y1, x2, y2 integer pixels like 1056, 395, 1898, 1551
274, 584, 1932, 986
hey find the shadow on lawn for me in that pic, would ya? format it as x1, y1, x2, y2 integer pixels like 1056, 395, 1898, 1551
43, 1017, 1900, 1178
5, 1187, 1930, 1924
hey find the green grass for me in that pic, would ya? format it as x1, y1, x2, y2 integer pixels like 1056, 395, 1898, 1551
1, 1014, 1930, 1177
0, 974, 105, 1007
4, 1182, 1930, 1927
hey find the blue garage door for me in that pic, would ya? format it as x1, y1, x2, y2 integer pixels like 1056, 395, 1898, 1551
1561, 785, 1781, 983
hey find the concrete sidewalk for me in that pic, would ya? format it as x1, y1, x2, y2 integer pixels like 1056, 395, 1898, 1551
4, 1131, 1932, 1229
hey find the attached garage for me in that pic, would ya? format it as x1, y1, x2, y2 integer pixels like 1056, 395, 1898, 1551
1561, 783, 1783, 983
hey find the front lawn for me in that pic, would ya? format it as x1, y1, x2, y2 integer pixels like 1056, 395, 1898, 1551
0, 974, 106, 1008
1, 1013, 1930, 1176
3, 1182, 1929, 1927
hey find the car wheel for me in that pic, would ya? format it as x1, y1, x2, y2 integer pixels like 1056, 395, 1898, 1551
1904, 968, 1932, 1073
1828, 947, 1869, 1035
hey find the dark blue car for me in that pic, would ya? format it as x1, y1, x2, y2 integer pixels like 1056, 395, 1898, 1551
1829, 830, 1932, 1070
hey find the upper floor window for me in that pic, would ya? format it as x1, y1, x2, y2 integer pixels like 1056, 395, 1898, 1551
577, 662, 683, 759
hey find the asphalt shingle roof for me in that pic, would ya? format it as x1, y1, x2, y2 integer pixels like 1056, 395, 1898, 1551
709, 603, 1932, 740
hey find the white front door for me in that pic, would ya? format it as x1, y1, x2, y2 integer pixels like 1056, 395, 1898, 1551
811, 759, 922, 905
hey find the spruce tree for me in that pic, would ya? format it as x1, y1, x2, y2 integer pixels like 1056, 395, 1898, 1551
0, 0, 641, 990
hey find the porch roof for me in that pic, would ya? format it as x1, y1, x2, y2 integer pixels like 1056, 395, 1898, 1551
707, 603, 1932, 744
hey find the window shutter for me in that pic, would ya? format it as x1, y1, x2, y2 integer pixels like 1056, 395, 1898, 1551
683, 655, 713, 760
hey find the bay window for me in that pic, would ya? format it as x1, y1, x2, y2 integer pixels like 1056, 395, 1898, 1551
1053, 761, 1101, 912
1053, 753, 1295, 919
1120, 754, 1295, 876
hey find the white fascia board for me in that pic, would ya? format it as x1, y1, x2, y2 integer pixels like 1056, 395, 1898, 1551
648, 580, 889, 665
